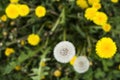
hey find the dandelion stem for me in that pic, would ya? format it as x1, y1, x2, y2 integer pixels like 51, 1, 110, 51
57, 77, 60, 80
37, 24, 45, 35
37, 38, 50, 80
87, 36, 92, 56
51, 8, 65, 33
51, 16, 61, 32
80, 43, 86, 56
38, 47, 50, 80
32, 26, 35, 33
63, 27, 66, 41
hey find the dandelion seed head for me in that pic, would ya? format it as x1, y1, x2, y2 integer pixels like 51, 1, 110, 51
73, 56, 90, 73
54, 41, 75, 63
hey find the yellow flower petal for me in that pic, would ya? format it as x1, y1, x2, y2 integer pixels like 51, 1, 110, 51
85, 7, 97, 21
15, 66, 21, 71
10, 0, 19, 3
0, 15, 7, 22
54, 70, 61, 77
5, 4, 19, 19
18, 4, 30, 17
92, 3, 101, 10
70, 56, 77, 65
76, 0, 88, 9
35, 6, 46, 17
96, 37, 117, 58
5, 48, 15, 56
93, 12, 108, 25
27, 34, 41, 46
88, 0, 100, 5
111, 0, 119, 3
102, 23, 111, 32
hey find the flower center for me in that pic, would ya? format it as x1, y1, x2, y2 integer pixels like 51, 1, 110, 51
79, 61, 84, 67
103, 45, 110, 51
60, 48, 69, 56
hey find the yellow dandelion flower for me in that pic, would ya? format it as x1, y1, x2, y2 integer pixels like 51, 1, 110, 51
27, 34, 40, 46
35, 6, 46, 18
0, 15, 7, 22
54, 70, 61, 77
39, 61, 46, 67
18, 4, 30, 17
56, 0, 60, 2
5, 4, 19, 19
3, 31, 8, 36
41, 76, 45, 79
92, 3, 101, 10
20, 40, 25, 46
85, 7, 97, 21
76, 0, 88, 9
102, 23, 111, 32
88, 0, 100, 5
10, 21, 15, 26
5, 48, 15, 56
89, 61, 93, 66
111, 0, 119, 3
96, 37, 117, 58
118, 64, 120, 70
15, 66, 21, 71
70, 56, 77, 65
10, 0, 19, 3
93, 12, 108, 25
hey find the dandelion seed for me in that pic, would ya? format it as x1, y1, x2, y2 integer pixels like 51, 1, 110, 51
54, 41, 75, 63
73, 56, 90, 73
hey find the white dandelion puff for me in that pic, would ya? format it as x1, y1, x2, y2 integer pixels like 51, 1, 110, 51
73, 56, 90, 73
53, 41, 75, 63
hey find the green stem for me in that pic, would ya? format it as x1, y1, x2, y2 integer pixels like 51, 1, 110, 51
38, 38, 50, 80
51, 8, 65, 33
87, 36, 92, 56
0, 36, 27, 51
51, 17, 60, 32
6, 36, 27, 45
38, 47, 50, 80
3, 47, 42, 75
37, 24, 45, 35
32, 26, 35, 33
80, 43, 86, 56
57, 77, 60, 80
63, 28, 66, 41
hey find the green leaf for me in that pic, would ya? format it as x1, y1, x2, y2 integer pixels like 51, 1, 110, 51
18, 52, 28, 63
95, 68, 105, 79
3, 62, 17, 74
